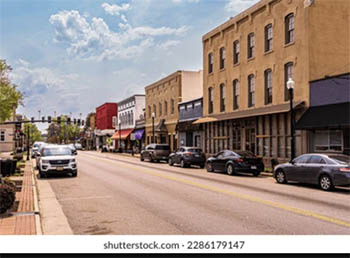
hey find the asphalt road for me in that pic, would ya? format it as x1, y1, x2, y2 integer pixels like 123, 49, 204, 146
44, 151, 350, 235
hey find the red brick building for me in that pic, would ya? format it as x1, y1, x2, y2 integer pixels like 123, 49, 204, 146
95, 103, 117, 150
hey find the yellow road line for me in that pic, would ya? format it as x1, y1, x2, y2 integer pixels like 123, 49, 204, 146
84, 153, 350, 228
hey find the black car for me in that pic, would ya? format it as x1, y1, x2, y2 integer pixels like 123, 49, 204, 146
274, 153, 350, 191
206, 150, 264, 176
140, 144, 171, 162
168, 147, 206, 168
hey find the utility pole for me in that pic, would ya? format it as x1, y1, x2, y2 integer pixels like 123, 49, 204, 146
26, 125, 30, 161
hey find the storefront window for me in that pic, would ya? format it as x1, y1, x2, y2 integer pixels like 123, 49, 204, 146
314, 130, 343, 152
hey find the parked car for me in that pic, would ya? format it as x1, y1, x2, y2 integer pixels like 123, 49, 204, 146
274, 153, 350, 191
140, 144, 170, 162
35, 143, 49, 168
38, 145, 78, 178
74, 143, 82, 150
68, 144, 77, 155
31, 141, 45, 158
168, 147, 206, 168
206, 150, 264, 176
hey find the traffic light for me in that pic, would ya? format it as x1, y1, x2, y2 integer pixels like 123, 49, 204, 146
77, 119, 81, 126
57, 116, 61, 124
67, 117, 71, 125
31, 117, 34, 123
73, 118, 77, 125
48, 116, 51, 123
42, 116, 45, 123
81, 120, 84, 126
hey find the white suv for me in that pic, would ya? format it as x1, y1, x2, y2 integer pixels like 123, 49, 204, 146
38, 145, 78, 178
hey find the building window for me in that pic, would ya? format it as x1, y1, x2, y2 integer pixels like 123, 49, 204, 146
171, 99, 175, 114
153, 104, 157, 117
314, 130, 343, 152
248, 33, 255, 59
148, 106, 151, 118
0, 131, 5, 142
220, 84, 226, 112
131, 110, 134, 125
233, 40, 240, 64
208, 87, 214, 114
264, 69, 272, 104
219, 47, 225, 69
285, 13, 294, 44
284, 62, 294, 101
248, 74, 255, 107
232, 127, 241, 150
233, 79, 239, 110
159, 103, 162, 116
208, 52, 213, 74
265, 24, 273, 52
164, 101, 168, 115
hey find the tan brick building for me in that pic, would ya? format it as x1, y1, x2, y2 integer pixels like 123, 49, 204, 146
145, 70, 203, 151
0, 109, 16, 153
197, 0, 349, 165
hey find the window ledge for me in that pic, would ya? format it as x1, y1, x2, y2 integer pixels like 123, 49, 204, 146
247, 57, 255, 62
284, 41, 295, 48
264, 50, 274, 55
219, 68, 226, 72
233, 62, 240, 67
208, 72, 213, 77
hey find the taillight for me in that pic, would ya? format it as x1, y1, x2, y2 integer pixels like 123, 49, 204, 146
184, 152, 192, 157
339, 167, 350, 172
236, 158, 244, 163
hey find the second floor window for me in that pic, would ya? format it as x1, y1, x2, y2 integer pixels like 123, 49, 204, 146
208, 53, 213, 73
265, 69, 272, 104
164, 101, 168, 115
159, 103, 162, 116
284, 62, 294, 101
171, 99, 175, 114
219, 47, 225, 69
208, 87, 214, 114
285, 13, 294, 44
220, 83, 226, 112
265, 24, 273, 52
233, 40, 240, 64
248, 74, 255, 107
153, 104, 157, 117
248, 33, 255, 59
148, 106, 151, 118
233, 79, 239, 110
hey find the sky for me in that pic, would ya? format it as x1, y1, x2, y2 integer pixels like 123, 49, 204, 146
0, 0, 259, 131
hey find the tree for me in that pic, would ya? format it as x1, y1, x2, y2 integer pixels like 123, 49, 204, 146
46, 115, 81, 144
24, 122, 43, 143
0, 60, 23, 122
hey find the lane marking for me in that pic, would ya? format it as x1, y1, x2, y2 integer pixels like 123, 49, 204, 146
59, 195, 113, 202
81, 153, 350, 228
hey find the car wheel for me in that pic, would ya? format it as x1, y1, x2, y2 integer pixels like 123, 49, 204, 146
319, 174, 333, 191
253, 171, 260, 177
200, 164, 205, 169
226, 164, 234, 175
168, 158, 174, 166
180, 159, 186, 168
275, 169, 287, 184
72, 172, 77, 177
140, 155, 144, 161
206, 162, 213, 172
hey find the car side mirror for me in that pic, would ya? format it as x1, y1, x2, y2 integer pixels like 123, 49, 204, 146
36, 153, 41, 157
290, 160, 295, 165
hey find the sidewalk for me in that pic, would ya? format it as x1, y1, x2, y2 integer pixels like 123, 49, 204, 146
0, 160, 41, 235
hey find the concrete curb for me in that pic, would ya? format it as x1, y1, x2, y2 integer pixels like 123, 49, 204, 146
33, 161, 74, 235
30, 160, 43, 235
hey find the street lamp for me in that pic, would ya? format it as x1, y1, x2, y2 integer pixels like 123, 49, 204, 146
287, 78, 296, 161
118, 117, 122, 153
151, 112, 155, 144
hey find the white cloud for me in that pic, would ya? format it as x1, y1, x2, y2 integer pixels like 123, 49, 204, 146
225, 0, 259, 13
158, 40, 180, 50
172, 0, 200, 3
49, 10, 189, 61
101, 2, 131, 16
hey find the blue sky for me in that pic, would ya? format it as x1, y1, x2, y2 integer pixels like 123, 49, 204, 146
0, 0, 258, 131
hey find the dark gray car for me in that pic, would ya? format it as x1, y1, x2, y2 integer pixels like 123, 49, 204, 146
168, 147, 206, 168
274, 153, 350, 191
140, 144, 170, 162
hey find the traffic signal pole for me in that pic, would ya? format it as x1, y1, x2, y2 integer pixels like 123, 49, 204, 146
26, 125, 30, 161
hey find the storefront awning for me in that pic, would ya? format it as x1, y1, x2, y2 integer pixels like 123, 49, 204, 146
295, 102, 350, 130
133, 129, 145, 140
111, 129, 134, 140
155, 119, 168, 133
192, 117, 218, 124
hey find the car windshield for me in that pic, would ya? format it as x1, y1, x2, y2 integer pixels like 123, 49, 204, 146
235, 151, 255, 158
188, 148, 202, 153
33, 144, 40, 148
155, 145, 170, 150
328, 155, 350, 165
42, 147, 72, 156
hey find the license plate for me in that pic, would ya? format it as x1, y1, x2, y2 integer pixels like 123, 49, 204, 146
251, 166, 257, 169
56, 167, 64, 171
195, 154, 200, 157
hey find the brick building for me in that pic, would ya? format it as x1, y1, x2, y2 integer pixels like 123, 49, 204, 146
95, 103, 117, 150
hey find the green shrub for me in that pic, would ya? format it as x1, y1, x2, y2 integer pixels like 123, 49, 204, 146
3, 178, 16, 192
0, 184, 16, 214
